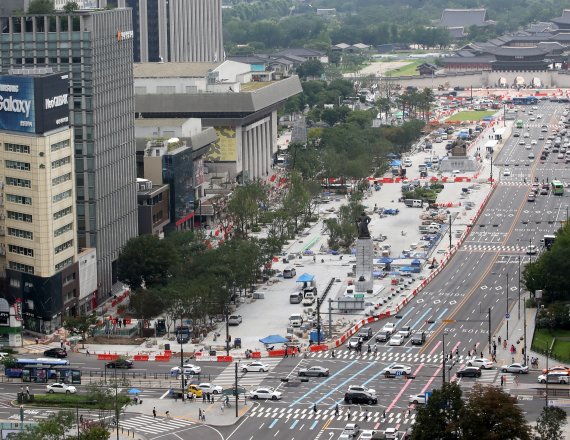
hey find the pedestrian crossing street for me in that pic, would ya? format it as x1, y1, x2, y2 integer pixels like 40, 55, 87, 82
119, 414, 195, 435
24, 344, 52, 354
250, 405, 416, 426
213, 358, 283, 388
460, 244, 527, 253
305, 350, 468, 363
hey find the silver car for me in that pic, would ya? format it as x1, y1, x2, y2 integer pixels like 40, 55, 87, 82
501, 363, 529, 374
298, 366, 329, 377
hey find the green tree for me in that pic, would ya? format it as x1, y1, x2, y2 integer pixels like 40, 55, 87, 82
12, 410, 74, 440
27, 0, 55, 14
128, 288, 166, 335
459, 384, 532, 440
63, 313, 98, 348
117, 235, 179, 290
410, 382, 463, 440
63, 1, 79, 12
535, 406, 567, 440
296, 59, 324, 79
226, 182, 266, 238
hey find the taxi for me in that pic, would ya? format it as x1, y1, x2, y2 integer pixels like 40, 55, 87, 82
187, 384, 203, 398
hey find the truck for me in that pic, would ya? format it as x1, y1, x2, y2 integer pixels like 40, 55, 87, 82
302, 291, 316, 306
404, 199, 423, 208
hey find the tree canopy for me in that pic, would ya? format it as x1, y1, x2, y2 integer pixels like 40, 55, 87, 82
27, 0, 55, 14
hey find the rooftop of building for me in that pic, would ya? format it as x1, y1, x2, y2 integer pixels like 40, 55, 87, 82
240, 81, 278, 91
551, 9, 570, 25
134, 62, 220, 78
440, 8, 490, 28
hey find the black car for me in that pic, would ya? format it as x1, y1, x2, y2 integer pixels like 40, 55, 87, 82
344, 391, 377, 405
456, 366, 481, 378
105, 359, 134, 369
375, 331, 389, 343
43, 348, 67, 358
358, 328, 373, 340
410, 331, 426, 345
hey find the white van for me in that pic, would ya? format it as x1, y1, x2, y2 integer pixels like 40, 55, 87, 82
403, 158, 412, 167
289, 313, 303, 327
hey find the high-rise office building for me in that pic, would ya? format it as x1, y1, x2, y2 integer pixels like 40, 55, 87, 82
0, 9, 138, 302
112, 0, 224, 63
0, 70, 79, 333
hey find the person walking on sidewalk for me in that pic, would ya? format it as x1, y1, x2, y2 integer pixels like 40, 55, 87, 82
153, 407, 156, 419
198, 409, 202, 421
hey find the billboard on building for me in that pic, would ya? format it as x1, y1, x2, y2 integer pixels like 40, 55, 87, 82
206, 127, 236, 162
0, 73, 70, 134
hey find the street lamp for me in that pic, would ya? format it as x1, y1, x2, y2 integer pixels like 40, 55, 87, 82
506, 272, 509, 340
442, 330, 449, 386
176, 326, 190, 402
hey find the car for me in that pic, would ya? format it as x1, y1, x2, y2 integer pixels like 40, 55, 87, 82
343, 423, 361, 437
171, 364, 201, 375
298, 366, 330, 377
540, 187, 549, 195
384, 428, 400, 440
375, 331, 390, 343
348, 385, 376, 396
384, 364, 412, 376
381, 322, 396, 335
456, 366, 482, 378
411, 331, 426, 345
348, 337, 360, 349
228, 315, 242, 326
43, 348, 67, 358
187, 384, 203, 398
541, 127, 548, 132
358, 328, 373, 340
513, 132, 520, 137
398, 326, 412, 338
198, 383, 223, 394
527, 245, 538, 255
558, 153, 565, 159
528, 152, 535, 159
409, 393, 426, 404
539, 134, 545, 140
249, 387, 282, 400
47, 383, 77, 394
283, 267, 296, 278
358, 430, 378, 440
530, 116, 536, 121
524, 132, 530, 138
537, 114, 543, 119
389, 334, 404, 346
542, 366, 569, 374
518, 140, 526, 145
528, 193, 535, 202
501, 363, 529, 374
242, 362, 269, 373
538, 373, 569, 384
344, 390, 377, 405
106, 359, 134, 369
503, 169, 511, 177
525, 143, 532, 150
467, 357, 494, 369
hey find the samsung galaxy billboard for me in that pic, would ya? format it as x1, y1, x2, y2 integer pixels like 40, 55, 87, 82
0, 73, 69, 134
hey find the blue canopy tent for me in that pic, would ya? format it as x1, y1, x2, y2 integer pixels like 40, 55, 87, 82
389, 160, 401, 167
378, 257, 393, 264
259, 335, 289, 345
411, 259, 422, 266
296, 273, 315, 283
399, 266, 414, 272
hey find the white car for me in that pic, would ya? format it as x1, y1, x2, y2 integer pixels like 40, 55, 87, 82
525, 144, 532, 150
381, 322, 396, 335
47, 383, 77, 394
348, 337, 360, 349
501, 363, 529, 374
389, 334, 405, 346
359, 430, 377, 440
228, 315, 242, 326
348, 385, 376, 396
171, 364, 201, 375
242, 362, 269, 373
518, 140, 526, 146
249, 387, 281, 400
503, 169, 511, 177
384, 364, 412, 376
467, 357, 494, 369
409, 393, 426, 404
198, 383, 223, 394
527, 245, 538, 255
524, 132, 530, 138
528, 152, 535, 159
531, 140, 537, 145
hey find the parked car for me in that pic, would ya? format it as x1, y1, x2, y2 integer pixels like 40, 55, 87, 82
344, 390, 377, 405
501, 363, 529, 374
43, 348, 67, 358
228, 315, 242, 326
242, 362, 269, 373
170, 364, 201, 375
298, 366, 330, 377
456, 366, 482, 378
467, 357, 494, 369
47, 383, 77, 394
106, 359, 134, 369
283, 268, 296, 278
197, 383, 223, 394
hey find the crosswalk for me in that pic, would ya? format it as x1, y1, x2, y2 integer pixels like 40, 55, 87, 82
214, 358, 283, 388
250, 405, 416, 426
24, 344, 53, 354
303, 351, 467, 364
460, 244, 526, 253
119, 414, 195, 435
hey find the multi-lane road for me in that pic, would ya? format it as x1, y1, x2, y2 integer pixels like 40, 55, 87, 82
2, 101, 568, 440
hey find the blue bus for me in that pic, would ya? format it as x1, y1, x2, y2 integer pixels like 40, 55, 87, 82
5, 358, 70, 379
512, 97, 538, 105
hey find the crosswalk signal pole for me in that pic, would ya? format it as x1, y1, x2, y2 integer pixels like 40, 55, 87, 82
234, 362, 238, 418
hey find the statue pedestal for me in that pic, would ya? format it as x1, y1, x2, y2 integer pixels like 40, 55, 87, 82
355, 238, 374, 293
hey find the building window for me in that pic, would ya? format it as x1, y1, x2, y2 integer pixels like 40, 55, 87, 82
54, 223, 73, 237
51, 156, 71, 169
8, 227, 33, 240
5, 160, 30, 171
55, 257, 73, 272
53, 189, 72, 203
6, 194, 32, 205
52, 173, 72, 186
4, 143, 30, 154
8, 261, 34, 274
63, 273, 76, 285
7, 211, 32, 223
9, 278, 20, 288
6, 177, 31, 188
51, 139, 70, 152
53, 206, 72, 220
8, 245, 33, 257
157, 86, 175, 94
55, 239, 73, 255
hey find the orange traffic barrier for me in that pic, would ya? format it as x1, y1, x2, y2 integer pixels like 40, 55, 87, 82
251, 352, 261, 359
154, 355, 170, 361
309, 345, 328, 352
133, 355, 149, 361
217, 356, 233, 362
268, 349, 285, 357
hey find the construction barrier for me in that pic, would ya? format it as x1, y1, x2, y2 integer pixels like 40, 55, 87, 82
309, 344, 328, 352
217, 356, 233, 362
268, 349, 286, 357
154, 355, 171, 361
96, 354, 119, 361
133, 355, 149, 361
251, 351, 262, 359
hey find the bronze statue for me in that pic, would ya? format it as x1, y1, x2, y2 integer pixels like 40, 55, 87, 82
356, 212, 371, 238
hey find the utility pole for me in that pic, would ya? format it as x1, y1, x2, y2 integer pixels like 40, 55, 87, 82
442, 331, 447, 386
448, 214, 452, 250
488, 307, 492, 355
316, 297, 322, 345
518, 256, 521, 320
506, 273, 509, 340
490, 154, 493, 184
225, 307, 230, 356
234, 362, 238, 418
328, 298, 332, 340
